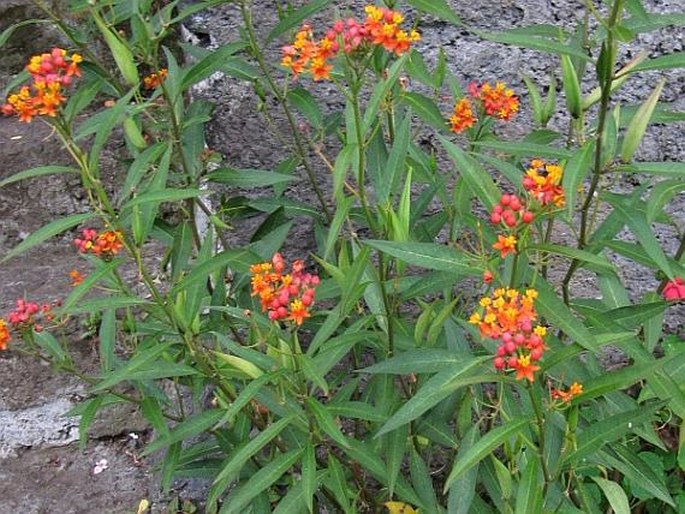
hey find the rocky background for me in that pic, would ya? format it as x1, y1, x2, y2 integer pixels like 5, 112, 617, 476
0, 0, 682, 512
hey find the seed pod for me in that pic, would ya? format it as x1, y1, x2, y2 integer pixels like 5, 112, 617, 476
561, 55, 582, 118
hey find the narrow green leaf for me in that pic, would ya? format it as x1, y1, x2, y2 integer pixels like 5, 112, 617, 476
385, 424, 408, 498
307, 398, 350, 449
376, 358, 490, 437
364, 240, 479, 274
590, 478, 630, 514
471, 140, 573, 159
0, 166, 78, 188
564, 403, 662, 465
439, 135, 500, 209
361, 350, 480, 375
630, 51, 685, 72
621, 79, 665, 162
362, 54, 408, 134
444, 417, 529, 491
221, 449, 303, 514
402, 91, 449, 131
617, 161, 685, 176
287, 87, 323, 130
607, 195, 673, 278
181, 42, 246, 90
0, 19, 51, 47
515, 458, 543, 514
66, 296, 149, 314
207, 168, 296, 187
1, 212, 97, 263
563, 140, 594, 216
525, 243, 613, 271
407, 0, 461, 25
62, 259, 123, 312
121, 188, 200, 210
143, 409, 226, 456
646, 179, 685, 223
522, 75, 544, 126
602, 446, 674, 506
561, 55, 582, 118
98, 309, 117, 372
301, 444, 316, 513
212, 416, 294, 489
447, 425, 480, 512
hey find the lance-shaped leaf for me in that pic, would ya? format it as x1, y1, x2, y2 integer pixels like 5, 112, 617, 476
621, 79, 665, 162
365, 240, 479, 274
444, 417, 529, 491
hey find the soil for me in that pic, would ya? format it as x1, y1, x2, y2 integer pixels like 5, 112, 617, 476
0, 0, 683, 513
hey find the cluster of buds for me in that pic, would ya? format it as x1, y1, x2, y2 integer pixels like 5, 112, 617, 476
6, 298, 55, 334
449, 81, 519, 134
550, 382, 583, 404
469, 288, 547, 382
522, 159, 565, 207
74, 228, 124, 260
281, 5, 420, 81
250, 253, 320, 326
143, 68, 168, 90
490, 194, 534, 258
2, 48, 82, 122
663, 277, 685, 302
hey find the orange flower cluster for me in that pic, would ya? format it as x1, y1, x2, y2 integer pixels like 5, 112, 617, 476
469, 81, 519, 120
522, 159, 565, 207
281, 5, 419, 80
551, 382, 583, 403
2, 48, 82, 122
469, 288, 547, 382
449, 98, 476, 133
250, 253, 320, 325
489, 194, 534, 258
143, 68, 168, 90
449, 81, 518, 134
74, 228, 124, 259
0, 319, 10, 351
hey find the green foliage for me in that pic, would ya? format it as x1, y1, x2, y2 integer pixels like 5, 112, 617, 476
0, 0, 683, 512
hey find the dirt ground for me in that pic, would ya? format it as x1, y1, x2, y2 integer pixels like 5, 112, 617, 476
0, 0, 683, 513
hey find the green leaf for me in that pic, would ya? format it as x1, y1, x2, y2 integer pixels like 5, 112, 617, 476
62, 258, 124, 312
172, 248, 257, 295
447, 425, 480, 512
376, 358, 490, 437
646, 179, 685, 223
143, 409, 226, 456
607, 194, 673, 278
1, 212, 97, 263
0, 19, 51, 47
364, 240, 479, 274
563, 140, 595, 216
525, 244, 613, 271
267, 0, 332, 43
601, 446, 674, 506
121, 188, 200, 211
444, 417, 529, 491
515, 458, 543, 514
471, 140, 573, 159
535, 279, 597, 351
590, 478, 630, 514
119, 142, 170, 205
220, 449, 303, 514
361, 350, 480, 374
66, 296, 149, 314
181, 42, 246, 90
77, 396, 104, 449
362, 54, 408, 134
402, 92, 447, 131
306, 398, 350, 449
98, 309, 117, 372
0, 166, 78, 188
211, 416, 294, 495
439, 135, 500, 209
33, 330, 68, 362
385, 424, 408, 498
621, 79, 665, 162
287, 87, 323, 130
630, 51, 685, 72
561, 55, 582, 118
407, 0, 461, 25
564, 403, 662, 465
476, 31, 591, 61
522, 75, 544, 126
207, 168, 296, 187
301, 444, 317, 513
617, 161, 685, 177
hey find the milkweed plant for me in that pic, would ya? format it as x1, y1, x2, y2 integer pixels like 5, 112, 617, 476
1, 0, 684, 512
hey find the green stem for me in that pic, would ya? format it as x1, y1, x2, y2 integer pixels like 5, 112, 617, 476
238, 0, 332, 223
527, 383, 552, 493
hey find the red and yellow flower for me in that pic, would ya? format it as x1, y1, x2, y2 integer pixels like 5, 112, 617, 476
0, 319, 10, 351
523, 159, 565, 207
449, 97, 476, 134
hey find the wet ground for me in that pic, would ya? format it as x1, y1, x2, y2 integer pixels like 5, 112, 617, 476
0, 0, 683, 512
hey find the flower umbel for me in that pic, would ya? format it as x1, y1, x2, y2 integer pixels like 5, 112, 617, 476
449, 97, 476, 134
250, 253, 319, 326
523, 159, 565, 207
469, 287, 547, 382
2, 48, 82, 122
143, 69, 168, 90
74, 228, 124, 259
663, 277, 685, 301
551, 382, 583, 403
470, 81, 519, 120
